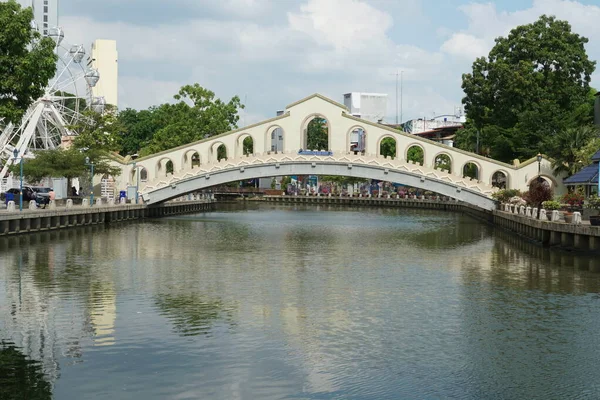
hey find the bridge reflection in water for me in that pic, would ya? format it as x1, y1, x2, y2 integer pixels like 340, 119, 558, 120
0, 204, 599, 399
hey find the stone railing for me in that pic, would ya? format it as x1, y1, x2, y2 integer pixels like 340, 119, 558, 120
501, 203, 583, 225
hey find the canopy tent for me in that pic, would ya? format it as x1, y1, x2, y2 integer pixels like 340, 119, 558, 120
563, 150, 600, 196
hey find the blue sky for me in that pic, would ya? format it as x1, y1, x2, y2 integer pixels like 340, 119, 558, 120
58, 0, 600, 125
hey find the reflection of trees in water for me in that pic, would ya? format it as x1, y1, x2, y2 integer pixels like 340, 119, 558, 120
0, 342, 52, 400
155, 294, 235, 337
406, 215, 491, 249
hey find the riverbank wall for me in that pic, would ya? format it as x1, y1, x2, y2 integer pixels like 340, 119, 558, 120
0, 200, 214, 237
260, 195, 600, 253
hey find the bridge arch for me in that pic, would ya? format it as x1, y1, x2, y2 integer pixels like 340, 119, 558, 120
347, 125, 367, 154
265, 125, 284, 153
491, 169, 509, 189
462, 160, 482, 181
142, 158, 497, 210
406, 143, 425, 165
156, 157, 176, 178
377, 135, 397, 159
210, 141, 228, 162
236, 133, 254, 158
301, 113, 331, 151
182, 149, 201, 170
433, 152, 453, 174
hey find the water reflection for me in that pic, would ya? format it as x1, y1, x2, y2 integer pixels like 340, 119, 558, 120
0, 341, 52, 400
0, 205, 599, 399
154, 293, 235, 337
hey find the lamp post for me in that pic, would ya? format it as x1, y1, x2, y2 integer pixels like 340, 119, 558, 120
85, 156, 94, 206
537, 153, 542, 181
12, 149, 23, 212
133, 162, 140, 204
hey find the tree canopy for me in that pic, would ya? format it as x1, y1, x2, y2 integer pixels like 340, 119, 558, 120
458, 15, 596, 163
0, 0, 57, 124
138, 84, 243, 156
306, 117, 328, 150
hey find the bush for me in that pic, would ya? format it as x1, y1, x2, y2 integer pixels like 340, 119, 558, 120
562, 191, 584, 208
492, 189, 522, 203
542, 200, 561, 210
523, 180, 553, 208
585, 195, 600, 210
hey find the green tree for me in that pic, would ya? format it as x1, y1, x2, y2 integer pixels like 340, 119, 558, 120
380, 137, 396, 158
140, 84, 243, 155
434, 154, 452, 171
460, 15, 596, 162
0, 0, 57, 123
549, 125, 600, 176
118, 107, 161, 156
407, 146, 424, 164
243, 136, 253, 155
306, 118, 328, 150
70, 105, 124, 153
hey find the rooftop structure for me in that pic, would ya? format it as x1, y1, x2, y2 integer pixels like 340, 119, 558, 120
89, 39, 118, 108
343, 93, 387, 123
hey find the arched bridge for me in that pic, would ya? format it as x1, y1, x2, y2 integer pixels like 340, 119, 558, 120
114, 93, 564, 211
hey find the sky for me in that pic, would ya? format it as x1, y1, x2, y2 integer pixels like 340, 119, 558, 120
56, 0, 600, 125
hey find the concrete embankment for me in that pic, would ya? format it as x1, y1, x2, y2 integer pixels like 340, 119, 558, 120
0, 200, 215, 236
260, 195, 600, 253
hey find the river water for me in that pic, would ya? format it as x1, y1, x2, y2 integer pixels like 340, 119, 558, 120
1, 203, 600, 399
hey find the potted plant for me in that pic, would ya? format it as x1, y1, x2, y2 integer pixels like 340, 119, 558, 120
561, 191, 584, 223
585, 195, 600, 226
542, 200, 561, 220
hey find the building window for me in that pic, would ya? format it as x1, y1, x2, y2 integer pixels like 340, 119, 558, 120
43, 15, 47, 22
44, 6, 48, 12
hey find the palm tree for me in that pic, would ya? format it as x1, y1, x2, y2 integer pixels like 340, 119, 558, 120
549, 125, 600, 176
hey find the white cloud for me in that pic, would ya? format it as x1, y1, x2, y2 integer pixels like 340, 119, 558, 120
441, 33, 490, 60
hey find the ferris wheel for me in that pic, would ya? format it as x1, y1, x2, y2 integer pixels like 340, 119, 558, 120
0, 26, 104, 180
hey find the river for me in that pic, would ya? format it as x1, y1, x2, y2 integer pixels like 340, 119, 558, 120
1, 203, 599, 399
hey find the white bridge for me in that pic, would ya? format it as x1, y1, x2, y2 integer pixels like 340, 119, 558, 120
113, 94, 564, 211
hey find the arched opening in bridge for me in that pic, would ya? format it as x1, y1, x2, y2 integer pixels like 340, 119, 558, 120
491, 171, 507, 189
140, 167, 148, 181
349, 127, 366, 154
379, 137, 396, 159
156, 158, 175, 178
217, 144, 227, 161
304, 116, 329, 151
463, 162, 479, 180
406, 145, 424, 165
267, 126, 283, 152
243, 136, 253, 156
434, 154, 452, 172
183, 150, 201, 169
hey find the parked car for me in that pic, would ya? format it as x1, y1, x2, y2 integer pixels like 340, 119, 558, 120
31, 186, 53, 208
3, 186, 37, 204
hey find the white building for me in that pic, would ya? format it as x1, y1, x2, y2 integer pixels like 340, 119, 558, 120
4, 0, 58, 36
403, 114, 466, 135
89, 39, 119, 108
343, 92, 387, 123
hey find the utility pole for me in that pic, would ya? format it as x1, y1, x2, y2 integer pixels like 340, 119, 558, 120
400, 70, 403, 125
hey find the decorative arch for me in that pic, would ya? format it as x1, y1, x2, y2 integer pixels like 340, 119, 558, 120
433, 152, 453, 173
491, 170, 509, 189
130, 166, 149, 183
182, 149, 201, 169
347, 125, 367, 154
526, 174, 557, 189
406, 143, 425, 165
156, 157, 175, 177
265, 125, 284, 153
462, 161, 481, 180
377, 135, 397, 159
301, 113, 331, 151
236, 133, 254, 157
210, 141, 227, 162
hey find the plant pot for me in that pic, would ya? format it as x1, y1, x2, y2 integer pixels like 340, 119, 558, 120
563, 213, 573, 223
590, 215, 600, 226
546, 213, 553, 221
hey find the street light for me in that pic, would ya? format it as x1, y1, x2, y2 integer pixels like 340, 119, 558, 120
12, 149, 23, 212
536, 153, 543, 181
84, 156, 94, 206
